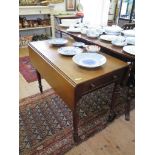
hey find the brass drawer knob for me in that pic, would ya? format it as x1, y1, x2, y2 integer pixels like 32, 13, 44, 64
113, 75, 118, 79
90, 83, 95, 88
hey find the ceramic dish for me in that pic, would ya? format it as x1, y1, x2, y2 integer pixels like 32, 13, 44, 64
66, 28, 81, 33
105, 25, 123, 34
100, 35, 118, 42
112, 40, 127, 47
72, 53, 106, 68
81, 28, 88, 35
58, 46, 83, 56
59, 23, 70, 28
111, 36, 126, 47
123, 45, 135, 55
121, 30, 135, 37
73, 42, 85, 47
87, 33, 99, 38
48, 38, 68, 46
126, 37, 135, 45
86, 45, 101, 52
105, 31, 121, 36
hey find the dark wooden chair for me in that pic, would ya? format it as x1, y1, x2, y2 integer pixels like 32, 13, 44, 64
122, 23, 135, 30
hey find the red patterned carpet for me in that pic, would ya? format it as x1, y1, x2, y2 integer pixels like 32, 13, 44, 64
19, 56, 39, 83
19, 85, 134, 155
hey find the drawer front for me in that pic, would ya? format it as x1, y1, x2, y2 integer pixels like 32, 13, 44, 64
77, 69, 125, 95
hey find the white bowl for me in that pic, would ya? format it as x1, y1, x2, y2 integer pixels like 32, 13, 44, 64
86, 45, 101, 52
105, 25, 123, 34
86, 32, 99, 38
81, 28, 88, 35
72, 53, 106, 68
111, 36, 127, 47
122, 30, 135, 37
126, 37, 135, 45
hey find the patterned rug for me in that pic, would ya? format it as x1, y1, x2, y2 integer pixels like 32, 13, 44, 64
19, 84, 134, 155
19, 56, 39, 83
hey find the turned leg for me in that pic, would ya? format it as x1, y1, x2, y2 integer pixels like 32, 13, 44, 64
125, 84, 133, 121
73, 103, 80, 143
124, 62, 135, 121
36, 70, 43, 93
108, 81, 119, 122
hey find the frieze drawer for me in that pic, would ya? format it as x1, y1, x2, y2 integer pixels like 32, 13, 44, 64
77, 69, 125, 96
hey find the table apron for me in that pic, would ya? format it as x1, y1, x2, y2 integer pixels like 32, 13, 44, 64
76, 68, 126, 96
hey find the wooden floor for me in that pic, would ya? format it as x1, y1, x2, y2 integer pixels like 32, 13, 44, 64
19, 47, 135, 155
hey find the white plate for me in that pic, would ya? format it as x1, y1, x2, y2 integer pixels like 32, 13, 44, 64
100, 35, 118, 42
73, 42, 85, 47
123, 45, 135, 55
72, 53, 106, 68
66, 28, 81, 33
105, 31, 121, 36
122, 30, 135, 37
59, 23, 70, 28
48, 38, 68, 46
58, 46, 83, 56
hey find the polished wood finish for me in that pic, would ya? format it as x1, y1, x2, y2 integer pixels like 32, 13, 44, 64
56, 27, 135, 121
28, 39, 129, 142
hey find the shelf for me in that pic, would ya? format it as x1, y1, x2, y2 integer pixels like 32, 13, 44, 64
19, 25, 52, 31
19, 5, 55, 49
19, 5, 54, 15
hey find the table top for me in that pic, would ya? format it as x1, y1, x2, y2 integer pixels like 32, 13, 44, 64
58, 27, 135, 61
29, 39, 128, 86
